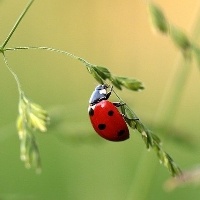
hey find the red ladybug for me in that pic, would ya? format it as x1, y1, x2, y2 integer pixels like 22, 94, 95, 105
88, 84, 129, 141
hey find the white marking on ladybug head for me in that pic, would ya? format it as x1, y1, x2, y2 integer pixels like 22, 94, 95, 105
99, 89, 106, 95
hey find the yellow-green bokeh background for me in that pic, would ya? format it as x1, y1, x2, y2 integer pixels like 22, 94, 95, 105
0, 0, 200, 199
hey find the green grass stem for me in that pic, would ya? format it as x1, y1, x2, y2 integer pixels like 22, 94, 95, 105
155, 3, 200, 126
1, 0, 34, 49
124, 2, 200, 199
125, 150, 158, 200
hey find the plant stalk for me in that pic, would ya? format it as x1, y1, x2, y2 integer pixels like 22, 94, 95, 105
155, 3, 200, 127
2, 53, 23, 96
1, 0, 34, 49
126, 2, 200, 200
155, 57, 191, 126
125, 150, 158, 200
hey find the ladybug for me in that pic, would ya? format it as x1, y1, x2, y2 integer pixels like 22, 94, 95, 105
88, 84, 129, 141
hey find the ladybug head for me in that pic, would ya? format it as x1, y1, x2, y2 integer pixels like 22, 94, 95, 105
89, 84, 109, 105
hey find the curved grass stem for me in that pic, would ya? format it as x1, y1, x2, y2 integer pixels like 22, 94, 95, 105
2, 53, 23, 96
4, 46, 92, 67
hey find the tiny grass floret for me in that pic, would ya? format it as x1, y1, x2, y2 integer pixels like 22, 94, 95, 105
19, 129, 41, 173
18, 94, 49, 132
16, 93, 49, 171
148, 3, 169, 34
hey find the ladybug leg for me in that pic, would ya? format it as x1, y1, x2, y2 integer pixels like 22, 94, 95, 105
122, 114, 139, 129
112, 102, 125, 107
122, 114, 139, 121
105, 85, 114, 100
105, 91, 112, 100
113, 102, 139, 120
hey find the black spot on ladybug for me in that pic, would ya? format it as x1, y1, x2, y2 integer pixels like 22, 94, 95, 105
98, 124, 106, 130
108, 110, 114, 116
89, 107, 94, 116
118, 130, 125, 136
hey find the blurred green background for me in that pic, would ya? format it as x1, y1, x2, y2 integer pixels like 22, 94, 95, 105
1, 0, 200, 199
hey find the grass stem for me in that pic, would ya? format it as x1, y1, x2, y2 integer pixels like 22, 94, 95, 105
155, 2, 200, 127
2, 53, 23, 96
1, 0, 34, 49
125, 150, 158, 200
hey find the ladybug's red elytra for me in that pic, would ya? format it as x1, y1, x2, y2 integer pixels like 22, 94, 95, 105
88, 84, 129, 141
